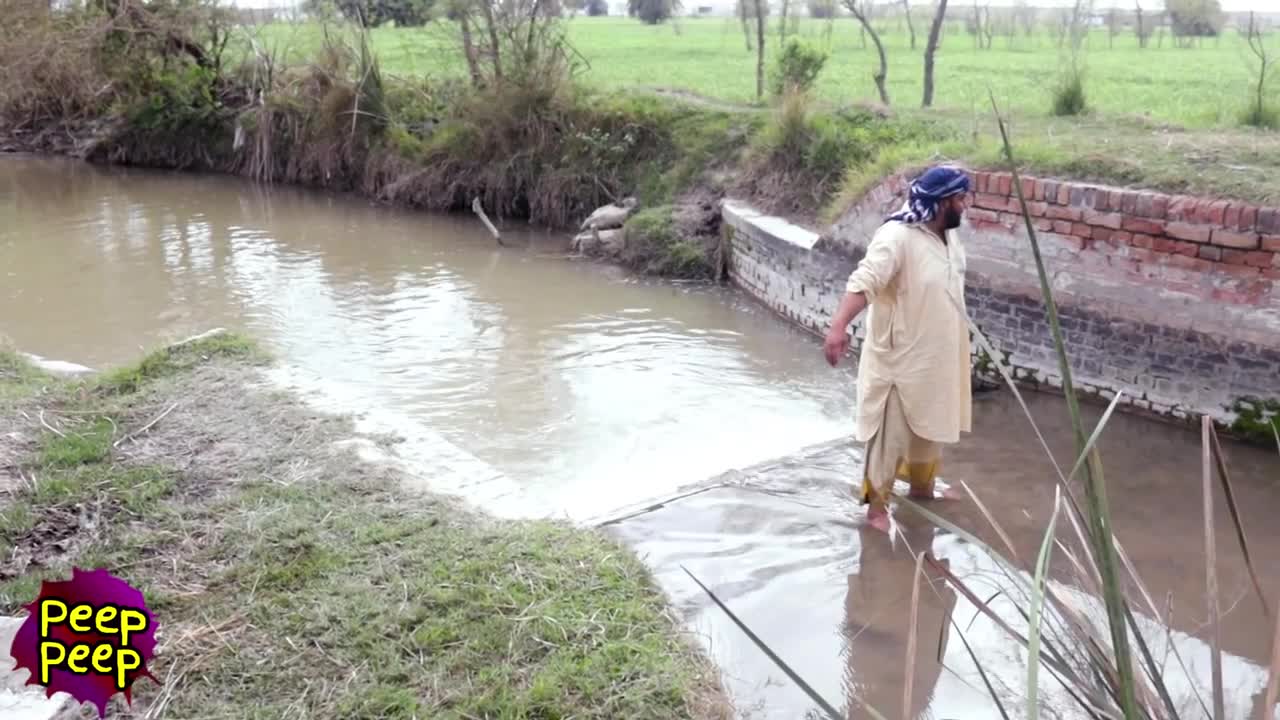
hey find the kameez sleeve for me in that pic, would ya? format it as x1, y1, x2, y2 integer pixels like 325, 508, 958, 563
844, 224, 903, 305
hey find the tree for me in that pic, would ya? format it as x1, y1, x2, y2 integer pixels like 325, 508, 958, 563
1243, 11, 1276, 128
1105, 8, 1120, 48
1135, 1, 1150, 48
585, 0, 607, 14
1167, 0, 1223, 38
754, 0, 765, 99
902, 0, 916, 49
628, 0, 679, 24
807, 0, 836, 19
843, 0, 889, 105
317, 0, 436, 27
922, 0, 948, 107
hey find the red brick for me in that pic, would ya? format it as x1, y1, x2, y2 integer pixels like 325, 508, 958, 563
1198, 246, 1222, 261
1167, 196, 1197, 222
1047, 206, 1083, 222
1239, 205, 1259, 232
1072, 223, 1093, 238
974, 193, 1011, 211
1223, 250, 1275, 268
1083, 210, 1124, 229
1025, 201, 1049, 216
1106, 191, 1125, 212
1259, 208, 1280, 234
1210, 229, 1261, 249
1112, 231, 1133, 245
1135, 192, 1157, 217
1127, 247, 1161, 264
1057, 185, 1071, 206
1151, 194, 1169, 219
1219, 264, 1261, 278
1166, 222, 1213, 243
1122, 217, 1165, 235
967, 208, 1000, 224
996, 173, 1013, 196
1020, 177, 1036, 199
1092, 227, 1114, 242
1035, 218, 1054, 232
1225, 204, 1241, 229
1042, 180, 1061, 204
1197, 200, 1229, 226
1121, 192, 1140, 215
1052, 220, 1074, 234
1265, 235, 1280, 252
1173, 241, 1200, 257
1263, 268, 1280, 280
1130, 233, 1156, 249
1167, 254, 1214, 272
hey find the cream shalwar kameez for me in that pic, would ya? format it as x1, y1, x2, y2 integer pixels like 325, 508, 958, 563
844, 220, 972, 506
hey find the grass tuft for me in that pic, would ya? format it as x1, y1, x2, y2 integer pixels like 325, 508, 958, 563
96, 332, 262, 395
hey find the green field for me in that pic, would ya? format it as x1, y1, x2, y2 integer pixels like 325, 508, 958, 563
257, 16, 1274, 129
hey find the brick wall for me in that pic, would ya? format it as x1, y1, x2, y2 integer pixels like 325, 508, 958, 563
722, 173, 1280, 434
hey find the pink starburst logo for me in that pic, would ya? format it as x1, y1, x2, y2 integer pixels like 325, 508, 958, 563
9, 567, 158, 718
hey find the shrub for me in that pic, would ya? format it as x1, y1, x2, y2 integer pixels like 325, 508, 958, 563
622, 206, 713, 279
1051, 69, 1087, 117
1242, 99, 1279, 130
770, 38, 828, 98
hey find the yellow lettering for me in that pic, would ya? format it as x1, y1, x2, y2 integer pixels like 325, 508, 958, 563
69, 604, 92, 633
115, 649, 141, 690
40, 599, 67, 637
91, 644, 113, 675
120, 610, 147, 646
39, 642, 65, 684
95, 606, 118, 635
67, 644, 90, 674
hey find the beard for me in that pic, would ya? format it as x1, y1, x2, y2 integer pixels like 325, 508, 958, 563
942, 205, 963, 230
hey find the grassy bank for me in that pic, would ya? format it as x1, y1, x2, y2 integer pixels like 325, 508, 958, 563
0, 335, 730, 718
1, 3, 1278, 284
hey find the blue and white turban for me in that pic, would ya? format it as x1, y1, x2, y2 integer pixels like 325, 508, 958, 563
885, 166, 972, 225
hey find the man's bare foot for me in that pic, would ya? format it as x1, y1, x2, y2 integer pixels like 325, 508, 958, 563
866, 506, 891, 534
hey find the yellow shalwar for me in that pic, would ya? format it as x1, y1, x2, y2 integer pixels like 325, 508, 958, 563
844, 220, 972, 507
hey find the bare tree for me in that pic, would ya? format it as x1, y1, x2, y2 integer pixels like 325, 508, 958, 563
1135, 1, 1148, 48
922, 0, 948, 107
902, 0, 916, 49
1106, 8, 1120, 48
1245, 11, 1275, 126
738, 0, 753, 51
844, 0, 890, 104
754, 0, 765, 100
779, 0, 790, 45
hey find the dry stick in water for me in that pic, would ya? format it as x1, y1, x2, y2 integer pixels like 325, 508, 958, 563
1202, 416, 1225, 720
990, 90, 1140, 719
903, 551, 926, 719
472, 197, 505, 246
1207, 423, 1270, 620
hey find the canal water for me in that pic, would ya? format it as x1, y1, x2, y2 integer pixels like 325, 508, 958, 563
3, 155, 1279, 719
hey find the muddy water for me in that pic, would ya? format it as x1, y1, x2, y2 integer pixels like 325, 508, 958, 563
4, 155, 1280, 718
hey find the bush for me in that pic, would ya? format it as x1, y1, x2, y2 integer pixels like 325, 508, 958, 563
1242, 98, 1279, 130
622, 206, 713, 279
1051, 70, 1087, 117
806, 0, 836, 19
628, 0, 679, 24
586, 0, 609, 14
770, 38, 828, 97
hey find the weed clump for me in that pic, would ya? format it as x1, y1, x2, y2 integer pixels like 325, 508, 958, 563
770, 37, 828, 98
622, 205, 714, 279
1051, 70, 1088, 117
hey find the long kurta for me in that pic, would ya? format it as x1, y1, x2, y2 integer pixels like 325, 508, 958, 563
844, 220, 972, 445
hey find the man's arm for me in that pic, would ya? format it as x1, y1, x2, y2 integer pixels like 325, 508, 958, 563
823, 291, 868, 366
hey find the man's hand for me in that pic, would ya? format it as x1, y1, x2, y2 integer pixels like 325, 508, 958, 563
823, 327, 850, 366
823, 291, 868, 367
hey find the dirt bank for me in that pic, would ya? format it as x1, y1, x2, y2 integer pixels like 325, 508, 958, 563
0, 333, 732, 719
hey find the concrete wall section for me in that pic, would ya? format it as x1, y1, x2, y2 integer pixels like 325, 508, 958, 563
721, 174, 1280, 434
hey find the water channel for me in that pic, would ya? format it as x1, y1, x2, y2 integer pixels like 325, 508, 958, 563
3, 155, 1279, 719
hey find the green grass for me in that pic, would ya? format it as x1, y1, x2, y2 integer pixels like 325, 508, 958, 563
252, 18, 1277, 130
0, 337, 725, 718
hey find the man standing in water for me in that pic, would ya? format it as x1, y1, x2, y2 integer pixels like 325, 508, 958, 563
822, 166, 974, 533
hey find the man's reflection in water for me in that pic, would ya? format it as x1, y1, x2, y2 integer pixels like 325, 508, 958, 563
842, 513, 957, 720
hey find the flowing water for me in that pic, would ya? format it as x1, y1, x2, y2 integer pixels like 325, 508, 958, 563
4, 155, 1280, 719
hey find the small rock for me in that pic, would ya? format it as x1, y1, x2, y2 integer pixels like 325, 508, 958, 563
573, 229, 626, 256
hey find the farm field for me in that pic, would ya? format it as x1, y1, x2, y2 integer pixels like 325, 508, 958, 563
256, 16, 1273, 129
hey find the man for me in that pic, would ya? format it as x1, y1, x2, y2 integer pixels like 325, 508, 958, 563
822, 166, 974, 533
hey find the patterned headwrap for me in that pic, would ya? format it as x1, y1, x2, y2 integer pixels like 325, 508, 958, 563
885, 166, 972, 225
